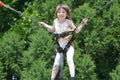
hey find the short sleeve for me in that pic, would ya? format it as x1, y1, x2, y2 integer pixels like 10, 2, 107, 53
67, 19, 76, 30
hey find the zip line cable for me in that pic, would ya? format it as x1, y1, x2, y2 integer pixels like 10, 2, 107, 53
0, 1, 23, 15
0, 1, 37, 24
87, 0, 114, 19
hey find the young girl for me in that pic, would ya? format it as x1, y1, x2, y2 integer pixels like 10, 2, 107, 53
38, 4, 88, 80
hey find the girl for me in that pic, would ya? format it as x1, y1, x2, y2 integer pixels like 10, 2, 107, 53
38, 4, 88, 80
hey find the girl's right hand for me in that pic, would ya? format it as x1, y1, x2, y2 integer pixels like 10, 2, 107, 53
38, 22, 45, 27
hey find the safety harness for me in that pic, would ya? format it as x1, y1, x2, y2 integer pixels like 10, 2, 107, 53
55, 31, 74, 54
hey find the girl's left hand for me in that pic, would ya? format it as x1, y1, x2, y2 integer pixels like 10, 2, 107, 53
82, 18, 88, 25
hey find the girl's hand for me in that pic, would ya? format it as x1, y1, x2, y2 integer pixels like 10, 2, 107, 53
38, 22, 45, 27
81, 18, 88, 25
75, 18, 88, 33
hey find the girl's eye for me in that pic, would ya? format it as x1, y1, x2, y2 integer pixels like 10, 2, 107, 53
58, 11, 65, 14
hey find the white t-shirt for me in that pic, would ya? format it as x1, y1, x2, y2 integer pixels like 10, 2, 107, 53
54, 18, 75, 49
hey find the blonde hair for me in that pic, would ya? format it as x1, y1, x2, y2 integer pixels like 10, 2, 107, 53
55, 4, 71, 20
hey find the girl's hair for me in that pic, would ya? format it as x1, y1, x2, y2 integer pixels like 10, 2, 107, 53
55, 4, 71, 20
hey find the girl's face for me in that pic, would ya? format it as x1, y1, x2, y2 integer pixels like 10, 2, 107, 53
57, 8, 67, 21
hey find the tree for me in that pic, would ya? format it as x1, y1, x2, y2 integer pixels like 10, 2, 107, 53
20, 28, 54, 79
74, 54, 97, 80
0, 31, 25, 79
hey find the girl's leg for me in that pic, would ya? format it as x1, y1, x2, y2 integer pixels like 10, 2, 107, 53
51, 52, 63, 80
66, 46, 75, 77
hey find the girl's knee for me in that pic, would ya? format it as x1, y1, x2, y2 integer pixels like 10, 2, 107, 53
67, 59, 73, 66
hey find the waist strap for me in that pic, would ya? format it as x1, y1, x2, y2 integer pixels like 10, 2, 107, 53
55, 31, 74, 53
55, 31, 74, 39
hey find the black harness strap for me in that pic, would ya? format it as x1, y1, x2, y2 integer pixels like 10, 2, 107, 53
55, 31, 74, 54
55, 31, 74, 39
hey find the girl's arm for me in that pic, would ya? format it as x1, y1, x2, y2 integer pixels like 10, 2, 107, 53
38, 22, 55, 32
75, 18, 88, 33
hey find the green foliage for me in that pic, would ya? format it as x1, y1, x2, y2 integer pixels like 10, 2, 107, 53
0, 31, 24, 79
21, 59, 51, 80
72, 3, 95, 24
110, 64, 120, 80
0, 61, 6, 80
20, 28, 54, 68
20, 28, 54, 79
74, 54, 97, 80
24, 28, 54, 61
